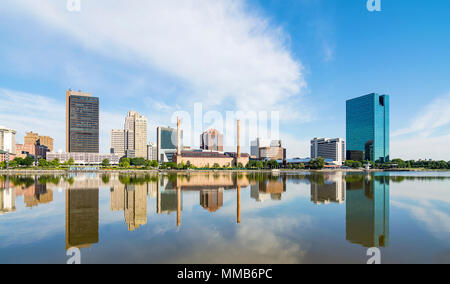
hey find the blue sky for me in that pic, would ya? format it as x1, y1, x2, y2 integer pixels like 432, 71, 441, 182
0, 0, 449, 159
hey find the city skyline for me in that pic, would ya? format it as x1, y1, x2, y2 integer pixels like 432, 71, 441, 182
0, 1, 449, 160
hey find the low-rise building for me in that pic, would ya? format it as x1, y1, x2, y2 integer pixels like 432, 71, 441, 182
46, 152, 120, 165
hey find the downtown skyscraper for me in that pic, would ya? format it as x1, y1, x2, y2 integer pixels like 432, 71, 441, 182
66, 90, 99, 153
346, 93, 390, 162
124, 111, 148, 159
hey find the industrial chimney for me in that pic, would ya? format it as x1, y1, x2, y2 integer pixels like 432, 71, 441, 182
177, 117, 181, 156
237, 120, 241, 158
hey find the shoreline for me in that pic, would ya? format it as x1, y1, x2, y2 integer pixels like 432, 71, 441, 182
1, 168, 449, 175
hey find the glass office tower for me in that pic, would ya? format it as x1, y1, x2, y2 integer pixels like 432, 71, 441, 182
346, 93, 389, 162
156, 126, 183, 162
66, 90, 99, 153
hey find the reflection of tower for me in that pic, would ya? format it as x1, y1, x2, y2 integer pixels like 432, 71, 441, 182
237, 185, 241, 224
124, 184, 148, 231
311, 172, 346, 205
0, 177, 15, 215
177, 185, 181, 227
346, 174, 390, 248
200, 189, 224, 213
66, 188, 99, 250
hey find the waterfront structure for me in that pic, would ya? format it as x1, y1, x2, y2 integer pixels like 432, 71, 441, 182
66, 90, 99, 153
346, 174, 390, 247
125, 111, 148, 159
311, 138, 346, 165
24, 132, 54, 152
110, 129, 125, 157
346, 93, 389, 162
174, 120, 249, 167
251, 138, 285, 161
46, 152, 120, 165
157, 126, 181, 162
147, 142, 157, 161
251, 138, 269, 159
200, 129, 224, 152
0, 126, 16, 154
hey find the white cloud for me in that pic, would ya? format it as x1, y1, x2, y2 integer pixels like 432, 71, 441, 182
393, 94, 450, 137
391, 93, 450, 160
0, 88, 123, 153
4, 0, 307, 120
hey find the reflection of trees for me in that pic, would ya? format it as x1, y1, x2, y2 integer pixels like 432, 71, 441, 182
101, 174, 110, 184
118, 174, 158, 185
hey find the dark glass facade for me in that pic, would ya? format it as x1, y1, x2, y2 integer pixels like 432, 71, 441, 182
346, 93, 389, 162
67, 94, 99, 153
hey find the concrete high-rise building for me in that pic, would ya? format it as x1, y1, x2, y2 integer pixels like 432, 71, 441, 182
124, 111, 148, 159
39, 136, 54, 152
110, 129, 125, 157
346, 93, 389, 162
0, 126, 16, 155
200, 129, 224, 152
147, 142, 157, 161
157, 126, 181, 163
311, 138, 346, 165
24, 132, 54, 152
66, 90, 99, 153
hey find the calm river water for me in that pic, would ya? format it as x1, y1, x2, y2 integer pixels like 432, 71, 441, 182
0, 171, 449, 264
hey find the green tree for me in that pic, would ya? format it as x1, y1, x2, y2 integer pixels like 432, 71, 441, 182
309, 157, 325, 169
0, 161, 6, 169
102, 159, 110, 167
68, 158, 75, 166
237, 163, 244, 169
51, 158, 60, 168
256, 161, 264, 169
130, 158, 145, 166
22, 156, 34, 167
213, 163, 221, 169
38, 159, 49, 167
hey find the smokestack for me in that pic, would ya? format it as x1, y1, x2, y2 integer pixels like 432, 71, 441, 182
237, 120, 241, 158
177, 117, 181, 156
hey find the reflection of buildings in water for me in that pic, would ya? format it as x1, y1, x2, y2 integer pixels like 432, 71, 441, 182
110, 184, 148, 231
15, 182, 53, 208
0, 185, 15, 215
310, 173, 345, 205
158, 190, 181, 214
66, 188, 99, 250
124, 184, 147, 231
250, 178, 286, 202
148, 181, 157, 199
250, 184, 270, 203
200, 188, 224, 213
346, 175, 390, 248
